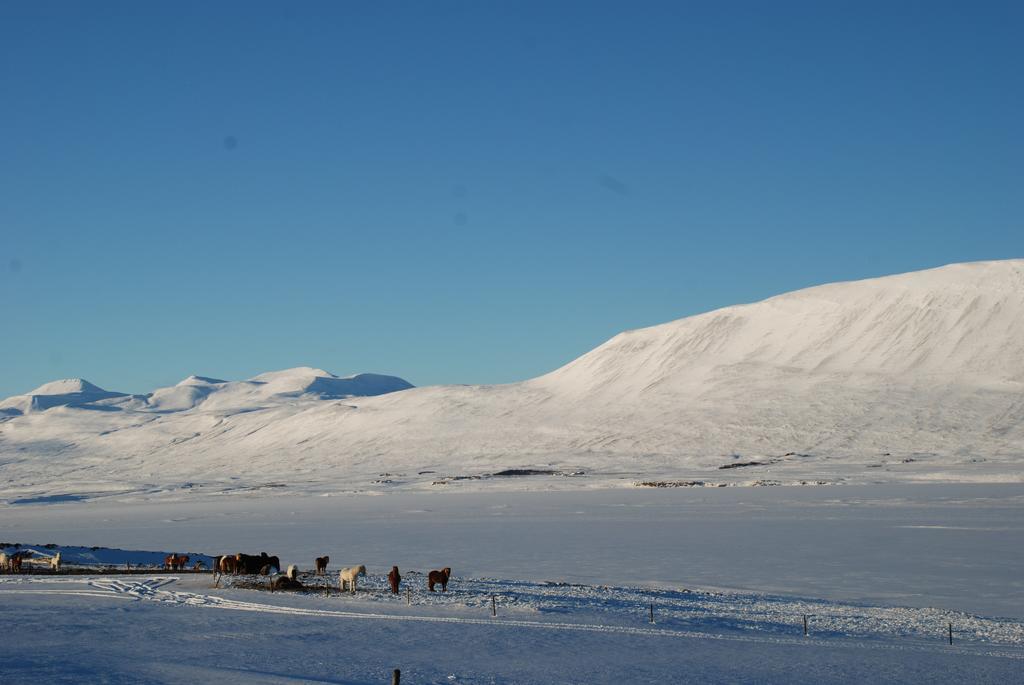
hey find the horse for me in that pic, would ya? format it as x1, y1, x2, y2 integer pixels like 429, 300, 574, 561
164, 554, 189, 571
217, 555, 238, 575
428, 567, 451, 592
50, 551, 61, 572
165, 554, 184, 571
315, 556, 329, 575
193, 560, 204, 571
388, 566, 401, 594
0, 552, 8, 573
236, 553, 280, 575
10, 552, 28, 574
272, 565, 302, 591
339, 565, 366, 593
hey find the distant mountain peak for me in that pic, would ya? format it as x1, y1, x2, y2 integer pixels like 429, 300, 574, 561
176, 375, 227, 387
28, 378, 107, 396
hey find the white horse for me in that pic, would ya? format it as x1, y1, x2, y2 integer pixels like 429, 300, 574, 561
286, 564, 298, 581
339, 565, 366, 593
49, 551, 61, 572
0, 552, 8, 572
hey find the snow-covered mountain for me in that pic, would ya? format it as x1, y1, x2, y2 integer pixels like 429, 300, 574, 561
2, 259, 1023, 500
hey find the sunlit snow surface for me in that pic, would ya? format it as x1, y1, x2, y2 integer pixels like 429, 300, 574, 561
2, 483, 1024, 679
2, 485, 1022, 682
3, 261, 1024, 499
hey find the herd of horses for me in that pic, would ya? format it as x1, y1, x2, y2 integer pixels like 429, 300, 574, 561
0, 550, 60, 573
2, 548, 452, 596
209, 551, 452, 594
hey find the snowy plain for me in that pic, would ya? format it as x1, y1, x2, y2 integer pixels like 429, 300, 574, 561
2, 485, 1024, 683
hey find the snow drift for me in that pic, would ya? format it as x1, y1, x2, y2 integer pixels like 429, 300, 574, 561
2, 259, 1023, 498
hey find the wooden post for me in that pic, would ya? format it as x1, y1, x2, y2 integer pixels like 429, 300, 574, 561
492, 595, 497, 617
650, 603, 655, 624
803, 614, 808, 636
948, 622, 953, 645
391, 669, 401, 685
407, 587, 411, 605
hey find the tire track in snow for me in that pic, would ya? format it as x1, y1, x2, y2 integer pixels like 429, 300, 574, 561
3, 576, 1022, 661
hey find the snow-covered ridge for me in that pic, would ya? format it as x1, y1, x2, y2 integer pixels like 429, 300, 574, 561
0, 367, 414, 416
2, 259, 1024, 498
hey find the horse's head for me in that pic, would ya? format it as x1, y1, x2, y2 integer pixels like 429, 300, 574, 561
443, 567, 452, 577
358, 565, 367, 576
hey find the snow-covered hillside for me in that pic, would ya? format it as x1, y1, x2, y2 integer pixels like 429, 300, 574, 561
2, 260, 1023, 500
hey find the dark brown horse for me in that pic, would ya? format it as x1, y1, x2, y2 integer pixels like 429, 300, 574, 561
427, 567, 451, 592
315, 556, 329, 575
10, 551, 29, 573
388, 566, 401, 594
236, 552, 280, 575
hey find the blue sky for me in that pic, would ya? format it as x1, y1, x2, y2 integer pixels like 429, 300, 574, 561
1, 1, 1022, 397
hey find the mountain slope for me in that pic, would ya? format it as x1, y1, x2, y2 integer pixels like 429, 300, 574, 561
2, 260, 1023, 500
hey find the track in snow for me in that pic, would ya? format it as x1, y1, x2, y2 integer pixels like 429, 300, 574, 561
2, 574, 1022, 662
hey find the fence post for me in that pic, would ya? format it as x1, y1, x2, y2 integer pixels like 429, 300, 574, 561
492, 595, 497, 617
803, 614, 808, 637
391, 669, 401, 685
650, 603, 655, 624
407, 587, 411, 605
948, 622, 953, 645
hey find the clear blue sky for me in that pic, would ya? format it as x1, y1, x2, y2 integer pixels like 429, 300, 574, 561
1, 1, 1022, 397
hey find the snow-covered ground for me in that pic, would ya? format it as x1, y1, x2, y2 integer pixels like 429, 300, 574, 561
1, 569, 1021, 683
3, 260, 1024, 500
3, 485, 1022, 617
2, 484, 1022, 681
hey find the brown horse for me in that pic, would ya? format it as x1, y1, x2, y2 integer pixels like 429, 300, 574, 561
217, 555, 239, 575
427, 567, 451, 592
164, 554, 190, 571
315, 556, 329, 575
388, 566, 401, 594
